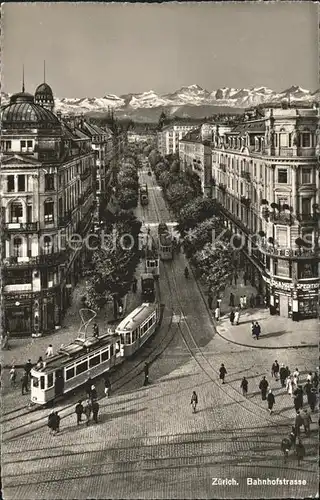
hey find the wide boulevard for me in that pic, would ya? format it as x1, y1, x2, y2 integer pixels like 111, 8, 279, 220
1, 161, 318, 499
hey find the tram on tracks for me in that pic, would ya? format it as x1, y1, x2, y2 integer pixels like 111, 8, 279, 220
30, 302, 161, 406
143, 232, 160, 279
141, 272, 155, 301
159, 232, 173, 260
140, 184, 149, 205
30, 333, 124, 406
116, 302, 161, 357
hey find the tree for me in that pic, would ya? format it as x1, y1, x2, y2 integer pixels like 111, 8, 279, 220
117, 187, 138, 209
148, 149, 161, 168
85, 232, 140, 312
178, 197, 219, 234
192, 243, 238, 297
165, 183, 195, 214
158, 171, 178, 191
185, 170, 202, 197
170, 159, 180, 174
182, 217, 225, 258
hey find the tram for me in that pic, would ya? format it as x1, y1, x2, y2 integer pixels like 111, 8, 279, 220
159, 232, 173, 260
115, 302, 161, 357
140, 184, 149, 205
141, 273, 155, 301
30, 333, 124, 406
158, 222, 169, 235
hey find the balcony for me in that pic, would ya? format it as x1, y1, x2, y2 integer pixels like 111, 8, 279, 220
80, 169, 91, 181
3, 250, 70, 268
240, 196, 251, 207
296, 213, 319, 224
4, 222, 39, 232
269, 212, 293, 226
240, 171, 251, 182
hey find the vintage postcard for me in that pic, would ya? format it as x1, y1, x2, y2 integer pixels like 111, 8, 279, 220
1, 2, 319, 499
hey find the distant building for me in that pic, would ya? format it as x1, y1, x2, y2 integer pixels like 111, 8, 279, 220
157, 122, 200, 156
1, 82, 96, 336
127, 130, 156, 144
212, 104, 320, 320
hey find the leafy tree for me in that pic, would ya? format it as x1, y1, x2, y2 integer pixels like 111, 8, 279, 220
158, 171, 178, 191
178, 197, 219, 234
182, 217, 225, 258
85, 232, 140, 312
192, 243, 238, 297
117, 175, 139, 191
170, 159, 180, 174
165, 183, 195, 214
148, 149, 161, 168
185, 170, 202, 197
117, 187, 138, 209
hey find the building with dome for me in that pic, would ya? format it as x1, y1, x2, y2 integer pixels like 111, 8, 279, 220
1, 84, 96, 337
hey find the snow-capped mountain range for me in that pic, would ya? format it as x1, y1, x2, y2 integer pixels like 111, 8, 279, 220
1, 84, 318, 115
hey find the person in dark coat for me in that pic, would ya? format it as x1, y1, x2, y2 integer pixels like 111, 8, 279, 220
294, 411, 304, 437
267, 389, 275, 414
249, 293, 255, 308
75, 400, 84, 425
254, 322, 261, 340
219, 364, 227, 384
308, 388, 317, 412
21, 371, 29, 395
259, 376, 269, 400
271, 360, 280, 381
229, 293, 234, 307
85, 377, 92, 398
55, 412, 61, 433
280, 364, 287, 387
294, 386, 304, 410
230, 310, 235, 325
24, 359, 33, 379
301, 409, 312, 436
143, 362, 149, 386
92, 400, 99, 423
289, 426, 297, 447
132, 277, 137, 293
240, 377, 248, 397
295, 439, 305, 466
48, 412, 56, 434
90, 385, 97, 401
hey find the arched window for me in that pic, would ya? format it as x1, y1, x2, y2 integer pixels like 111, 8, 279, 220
44, 199, 54, 224
13, 237, 23, 257
43, 236, 53, 255
10, 201, 23, 223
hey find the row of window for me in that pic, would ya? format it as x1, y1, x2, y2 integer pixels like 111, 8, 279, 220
6, 174, 55, 193
1, 140, 33, 153
215, 166, 314, 185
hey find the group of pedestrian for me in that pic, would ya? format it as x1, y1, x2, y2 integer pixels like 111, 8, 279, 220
251, 321, 261, 339
229, 307, 240, 326
258, 376, 275, 414
9, 358, 33, 394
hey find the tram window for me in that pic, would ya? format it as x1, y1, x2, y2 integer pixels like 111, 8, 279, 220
32, 377, 39, 388
47, 373, 54, 388
89, 355, 101, 368
101, 348, 110, 361
66, 366, 75, 380
133, 329, 138, 341
115, 342, 120, 353
40, 376, 45, 390
76, 361, 88, 375
110, 344, 114, 356
125, 333, 131, 344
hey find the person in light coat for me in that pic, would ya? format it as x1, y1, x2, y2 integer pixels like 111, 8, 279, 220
234, 308, 240, 325
286, 376, 293, 397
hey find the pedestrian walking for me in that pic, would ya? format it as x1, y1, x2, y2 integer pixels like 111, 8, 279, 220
92, 400, 100, 423
308, 388, 317, 412
219, 364, 227, 384
214, 306, 220, 321
243, 272, 248, 286
84, 400, 92, 426
293, 368, 300, 383
85, 377, 92, 398
93, 323, 99, 338
48, 411, 56, 435
301, 409, 312, 436
289, 426, 297, 447
143, 362, 149, 386
286, 376, 294, 397
90, 384, 97, 401
190, 391, 198, 413
294, 411, 304, 437
271, 360, 280, 381
104, 375, 111, 397
230, 310, 235, 325
24, 359, 33, 379
285, 366, 291, 378
259, 376, 269, 401
234, 308, 240, 325
292, 376, 298, 394
132, 276, 137, 293
240, 377, 248, 397
239, 296, 244, 310
234, 273, 238, 286
55, 412, 61, 433
75, 400, 84, 425
251, 321, 255, 337
21, 371, 29, 395
229, 293, 235, 307
311, 371, 318, 388
46, 344, 53, 357
295, 439, 305, 466
281, 437, 291, 463
243, 295, 247, 308
10, 366, 17, 388
254, 321, 261, 340
280, 364, 287, 387
306, 372, 312, 383
267, 389, 275, 414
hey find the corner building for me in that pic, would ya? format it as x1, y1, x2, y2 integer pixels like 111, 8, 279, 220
212, 105, 320, 320
1, 85, 96, 336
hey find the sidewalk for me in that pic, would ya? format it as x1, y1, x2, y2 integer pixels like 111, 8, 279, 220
195, 270, 318, 350
1, 278, 142, 369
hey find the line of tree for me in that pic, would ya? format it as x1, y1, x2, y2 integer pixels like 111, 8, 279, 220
115, 156, 139, 209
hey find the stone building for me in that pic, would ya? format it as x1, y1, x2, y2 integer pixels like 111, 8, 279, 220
1, 83, 96, 336
157, 122, 200, 156
212, 104, 320, 320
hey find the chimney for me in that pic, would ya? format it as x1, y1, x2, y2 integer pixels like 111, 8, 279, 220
56, 111, 62, 121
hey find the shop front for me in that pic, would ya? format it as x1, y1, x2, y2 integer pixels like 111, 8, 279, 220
298, 291, 319, 319
5, 297, 32, 336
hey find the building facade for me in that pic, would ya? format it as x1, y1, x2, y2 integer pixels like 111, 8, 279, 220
1, 85, 96, 337
212, 104, 320, 320
157, 122, 200, 156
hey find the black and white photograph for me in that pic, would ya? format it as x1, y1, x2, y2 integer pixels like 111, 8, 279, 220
0, 2, 319, 499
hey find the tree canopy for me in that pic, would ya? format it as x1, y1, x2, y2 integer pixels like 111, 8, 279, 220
178, 197, 219, 234
182, 217, 225, 258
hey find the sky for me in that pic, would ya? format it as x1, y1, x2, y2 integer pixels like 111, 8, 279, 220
2, 2, 319, 97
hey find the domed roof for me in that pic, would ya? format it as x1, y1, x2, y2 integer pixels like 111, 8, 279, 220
35, 82, 54, 98
2, 92, 59, 126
